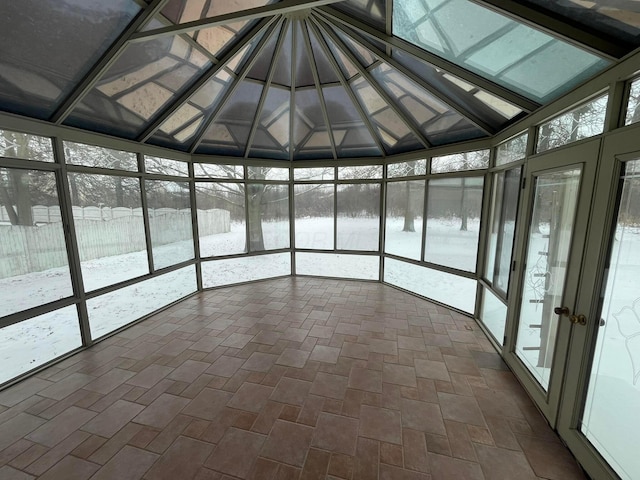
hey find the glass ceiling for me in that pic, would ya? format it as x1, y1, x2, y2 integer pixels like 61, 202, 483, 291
0, 0, 629, 160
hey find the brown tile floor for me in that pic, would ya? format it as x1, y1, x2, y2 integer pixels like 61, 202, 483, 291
0, 277, 587, 480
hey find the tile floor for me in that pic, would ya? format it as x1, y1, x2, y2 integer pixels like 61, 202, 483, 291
0, 277, 587, 479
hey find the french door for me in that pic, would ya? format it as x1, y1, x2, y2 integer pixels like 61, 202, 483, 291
557, 129, 640, 480
503, 139, 599, 425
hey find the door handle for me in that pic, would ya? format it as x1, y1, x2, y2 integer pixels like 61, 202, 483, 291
554, 306, 587, 326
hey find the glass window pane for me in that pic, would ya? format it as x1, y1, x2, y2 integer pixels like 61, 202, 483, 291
296, 253, 379, 280
64, 142, 138, 171
431, 150, 490, 173
496, 133, 528, 166
625, 77, 640, 126
87, 265, 196, 339
202, 253, 291, 288
0, 168, 73, 318
393, 0, 610, 102
485, 167, 521, 295
0, 306, 82, 384
294, 167, 335, 181
65, 35, 211, 139
537, 94, 608, 153
196, 182, 245, 257
1, 129, 54, 162
69, 173, 149, 291
247, 184, 289, 252
384, 258, 476, 313
425, 177, 484, 271
516, 168, 581, 390
0, 0, 140, 118
385, 180, 425, 260
581, 159, 640, 480
481, 287, 507, 345
145, 180, 194, 269
337, 184, 380, 251
145, 156, 189, 176
247, 167, 289, 181
338, 166, 383, 180
295, 185, 334, 250
387, 160, 427, 178
194, 163, 243, 179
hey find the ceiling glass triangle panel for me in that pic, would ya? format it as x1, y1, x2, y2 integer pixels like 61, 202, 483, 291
323, 85, 381, 157
324, 35, 359, 80
295, 22, 316, 88
307, 24, 341, 85
294, 88, 333, 160
247, 23, 282, 82
351, 77, 423, 155
0, 0, 140, 119
371, 64, 485, 145
271, 21, 293, 87
196, 80, 263, 156
248, 85, 290, 160
65, 35, 211, 139
147, 69, 233, 150
393, 0, 611, 102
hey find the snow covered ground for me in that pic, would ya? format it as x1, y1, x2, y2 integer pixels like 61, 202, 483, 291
2, 214, 639, 480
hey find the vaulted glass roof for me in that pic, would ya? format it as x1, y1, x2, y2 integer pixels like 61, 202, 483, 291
0, 0, 634, 161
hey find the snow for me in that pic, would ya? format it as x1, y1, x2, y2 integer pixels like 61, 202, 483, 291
2, 212, 640, 480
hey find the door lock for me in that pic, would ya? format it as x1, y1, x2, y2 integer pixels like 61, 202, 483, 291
554, 306, 587, 326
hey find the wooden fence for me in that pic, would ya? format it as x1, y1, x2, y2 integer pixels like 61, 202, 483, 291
0, 209, 229, 278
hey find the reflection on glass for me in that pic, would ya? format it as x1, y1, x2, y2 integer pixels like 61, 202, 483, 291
425, 177, 483, 271
581, 159, 640, 480
69, 173, 148, 291
516, 168, 581, 390
537, 94, 608, 153
338, 166, 383, 180
202, 253, 291, 288
625, 77, 640, 126
64, 142, 137, 171
431, 150, 490, 173
0, 168, 73, 318
295, 184, 334, 250
0, 306, 82, 384
145, 180, 194, 269
481, 287, 508, 345
385, 181, 425, 260
145, 156, 188, 176
337, 183, 380, 251
87, 265, 196, 339
1, 129, 54, 162
384, 258, 476, 313
496, 133, 528, 166
196, 182, 245, 257
387, 160, 427, 178
485, 168, 521, 295
194, 163, 243, 179
247, 167, 289, 181
294, 167, 334, 181
296, 253, 379, 280
247, 183, 289, 251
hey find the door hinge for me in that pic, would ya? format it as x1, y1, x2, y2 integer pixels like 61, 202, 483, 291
521, 177, 526, 189
511, 260, 516, 271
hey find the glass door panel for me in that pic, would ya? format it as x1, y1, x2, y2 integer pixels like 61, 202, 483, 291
580, 159, 640, 480
515, 168, 581, 390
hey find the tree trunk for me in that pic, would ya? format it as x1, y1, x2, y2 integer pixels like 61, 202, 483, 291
115, 175, 124, 207
12, 170, 33, 226
0, 182, 19, 225
246, 183, 265, 251
459, 178, 467, 231
402, 180, 415, 232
